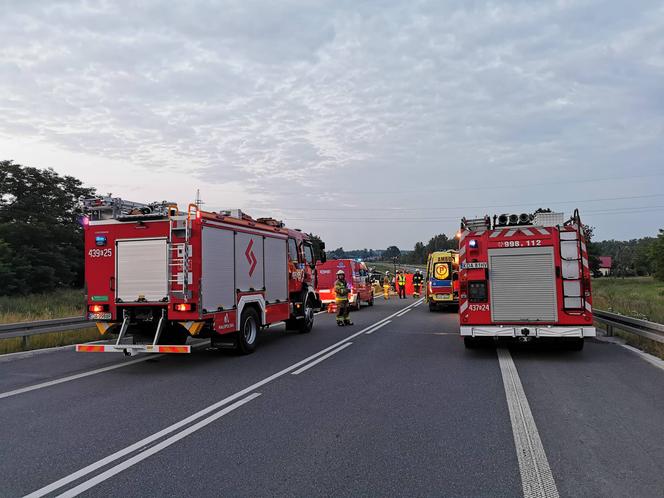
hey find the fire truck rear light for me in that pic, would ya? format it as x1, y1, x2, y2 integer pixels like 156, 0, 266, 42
88, 304, 107, 313
174, 303, 195, 312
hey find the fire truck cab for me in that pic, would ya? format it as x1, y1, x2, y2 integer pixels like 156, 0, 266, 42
458, 209, 595, 350
80, 196, 322, 356
316, 259, 374, 310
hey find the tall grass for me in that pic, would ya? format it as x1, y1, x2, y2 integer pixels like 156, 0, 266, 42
0, 288, 85, 324
592, 277, 664, 324
0, 327, 103, 355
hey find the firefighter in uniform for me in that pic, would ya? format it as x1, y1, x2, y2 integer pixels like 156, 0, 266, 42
335, 270, 353, 326
382, 271, 391, 300
397, 270, 407, 299
412, 269, 424, 298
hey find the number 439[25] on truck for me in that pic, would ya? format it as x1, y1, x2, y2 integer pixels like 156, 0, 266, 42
80, 196, 323, 356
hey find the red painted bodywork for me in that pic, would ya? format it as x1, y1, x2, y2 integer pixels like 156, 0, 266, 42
458, 224, 593, 328
85, 209, 318, 337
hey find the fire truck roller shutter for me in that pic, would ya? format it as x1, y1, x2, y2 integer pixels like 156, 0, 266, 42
235, 232, 265, 292
264, 237, 288, 302
489, 246, 558, 322
201, 227, 236, 312
116, 238, 168, 302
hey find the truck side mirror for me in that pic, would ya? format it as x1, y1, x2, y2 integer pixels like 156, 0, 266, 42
320, 251, 327, 263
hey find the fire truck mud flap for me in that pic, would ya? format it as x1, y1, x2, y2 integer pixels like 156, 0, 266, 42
460, 326, 596, 338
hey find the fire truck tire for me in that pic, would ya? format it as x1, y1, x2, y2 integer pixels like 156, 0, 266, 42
565, 338, 585, 351
368, 295, 374, 306
298, 295, 315, 333
428, 302, 437, 312
353, 297, 361, 311
236, 308, 259, 354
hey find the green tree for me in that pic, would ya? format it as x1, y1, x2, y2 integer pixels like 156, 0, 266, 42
0, 161, 95, 294
653, 229, 664, 281
383, 245, 401, 260
307, 233, 326, 262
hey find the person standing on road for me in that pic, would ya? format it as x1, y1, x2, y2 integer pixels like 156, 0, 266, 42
412, 269, 424, 298
335, 270, 353, 326
383, 271, 391, 300
397, 270, 407, 299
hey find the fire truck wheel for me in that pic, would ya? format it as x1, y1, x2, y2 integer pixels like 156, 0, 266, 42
368, 295, 374, 306
298, 296, 315, 334
428, 302, 437, 312
353, 297, 361, 311
236, 308, 259, 354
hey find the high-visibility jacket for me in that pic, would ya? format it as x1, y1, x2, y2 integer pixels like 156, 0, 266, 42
397, 274, 406, 286
335, 279, 349, 302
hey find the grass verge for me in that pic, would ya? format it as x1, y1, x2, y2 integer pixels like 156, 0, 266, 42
593, 277, 664, 359
0, 288, 85, 324
592, 277, 664, 323
0, 327, 103, 355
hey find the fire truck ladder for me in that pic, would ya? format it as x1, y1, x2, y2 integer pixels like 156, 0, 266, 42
168, 214, 192, 300
559, 228, 585, 312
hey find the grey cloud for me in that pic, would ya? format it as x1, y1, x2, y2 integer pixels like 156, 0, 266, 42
1, 0, 663, 246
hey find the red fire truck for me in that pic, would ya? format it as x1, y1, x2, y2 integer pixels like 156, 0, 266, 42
458, 209, 595, 350
79, 196, 323, 355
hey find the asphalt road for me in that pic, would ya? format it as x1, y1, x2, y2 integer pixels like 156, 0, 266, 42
1, 298, 663, 497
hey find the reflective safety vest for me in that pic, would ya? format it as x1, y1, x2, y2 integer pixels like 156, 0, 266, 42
397, 274, 406, 286
335, 279, 349, 301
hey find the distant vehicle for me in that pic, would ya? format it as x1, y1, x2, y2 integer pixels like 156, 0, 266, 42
316, 259, 374, 310
458, 209, 595, 350
79, 196, 322, 355
425, 251, 459, 311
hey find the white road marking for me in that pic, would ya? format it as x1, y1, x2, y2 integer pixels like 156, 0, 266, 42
291, 343, 353, 375
25, 300, 423, 497
0, 356, 162, 401
497, 348, 559, 498
365, 321, 392, 335
0, 341, 209, 401
396, 308, 412, 317
413, 301, 423, 308
53, 393, 262, 498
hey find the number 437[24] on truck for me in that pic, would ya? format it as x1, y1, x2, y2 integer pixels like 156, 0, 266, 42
79, 196, 323, 356
458, 209, 595, 350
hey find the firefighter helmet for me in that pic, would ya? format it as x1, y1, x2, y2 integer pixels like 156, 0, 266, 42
336, 270, 345, 276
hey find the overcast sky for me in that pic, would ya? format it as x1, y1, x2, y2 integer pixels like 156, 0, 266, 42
1, 0, 663, 249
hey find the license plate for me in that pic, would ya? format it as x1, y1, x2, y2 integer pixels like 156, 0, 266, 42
89, 312, 112, 320
436, 294, 453, 301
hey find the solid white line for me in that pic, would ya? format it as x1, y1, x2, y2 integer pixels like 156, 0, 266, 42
365, 321, 392, 335
396, 308, 412, 317
0, 340, 209, 401
621, 344, 664, 372
0, 356, 163, 400
497, 348, 559, 498
25, 300, 422, 497
54, 393, 262, 498
413, 301, 423, 308
291, 343, 353, 375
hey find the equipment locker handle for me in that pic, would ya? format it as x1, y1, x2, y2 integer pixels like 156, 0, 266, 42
110, 276, 115, 291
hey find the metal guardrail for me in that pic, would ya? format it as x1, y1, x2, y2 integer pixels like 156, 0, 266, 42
0, 316, 91, 342
594, 310, 664, 344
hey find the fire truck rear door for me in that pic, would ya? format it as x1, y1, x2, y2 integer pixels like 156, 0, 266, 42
116, 238, 168, 302
488, 246, 558, 322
